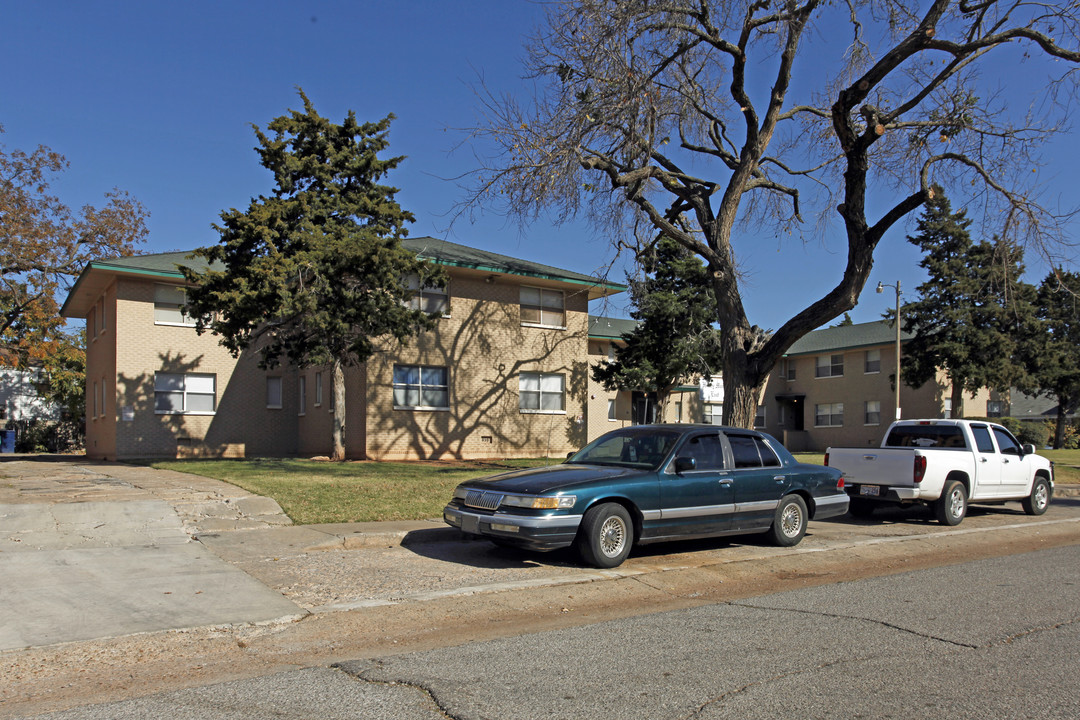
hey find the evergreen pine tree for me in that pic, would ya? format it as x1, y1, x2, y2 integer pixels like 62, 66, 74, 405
182, 90, 443, 460
899, 189, 1035, 418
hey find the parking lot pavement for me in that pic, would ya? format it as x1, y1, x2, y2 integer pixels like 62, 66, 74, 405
0, 458, 303, 651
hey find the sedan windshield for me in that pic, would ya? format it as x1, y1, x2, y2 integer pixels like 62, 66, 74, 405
567, 429, 680, 470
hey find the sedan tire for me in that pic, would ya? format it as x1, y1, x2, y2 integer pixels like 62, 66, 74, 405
768, 494, 808, 547
576, 502, 633, 569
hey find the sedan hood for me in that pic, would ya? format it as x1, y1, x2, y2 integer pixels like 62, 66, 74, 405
461, 463, 643, 495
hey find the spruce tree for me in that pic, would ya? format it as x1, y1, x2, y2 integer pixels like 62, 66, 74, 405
899, 189, 1035, 418
1030, 271, 1080, 447
592, 237, 720, 421
182, 90, 443, 460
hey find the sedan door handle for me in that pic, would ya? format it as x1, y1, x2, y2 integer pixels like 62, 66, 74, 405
774, 475, 786, 484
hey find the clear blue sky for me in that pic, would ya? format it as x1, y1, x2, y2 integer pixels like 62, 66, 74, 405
4, 1, 1076, 332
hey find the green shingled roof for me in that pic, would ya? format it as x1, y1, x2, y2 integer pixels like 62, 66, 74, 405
588, 315, 639, 340
61, 237, 626, 318
784, 320, 912, 356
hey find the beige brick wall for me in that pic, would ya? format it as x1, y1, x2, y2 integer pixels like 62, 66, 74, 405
586, 338, 631, 441
362, 273, 590, 460
762, 344, 994, 451
108, 277, 297, 459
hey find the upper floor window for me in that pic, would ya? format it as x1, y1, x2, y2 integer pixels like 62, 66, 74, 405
815, 402, 844, 427
154, 284, 196, 327
784, 359, 796, 381
394, 365, 450, 409
155, 373, 216, 414
865, 349, 881, 374
405, 275, 449, 316
519, 372, 565, 413
520, 287, 565, 328
815, 354, 844, 378
97, 297, 106, 334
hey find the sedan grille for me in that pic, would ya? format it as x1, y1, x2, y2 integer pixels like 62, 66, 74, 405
464, 489, 503, 510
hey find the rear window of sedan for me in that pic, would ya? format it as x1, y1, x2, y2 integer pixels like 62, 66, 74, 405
726, 433, 782, 469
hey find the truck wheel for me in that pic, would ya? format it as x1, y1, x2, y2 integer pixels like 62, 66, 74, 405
934, 480, 967, 526
576, 502, 633, 568
849, 498, 876, 518
768, 495, 808, 547
1021, 477, 1051, 516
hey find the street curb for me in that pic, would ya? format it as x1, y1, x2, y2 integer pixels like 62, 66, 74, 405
301, 489, 1080, 550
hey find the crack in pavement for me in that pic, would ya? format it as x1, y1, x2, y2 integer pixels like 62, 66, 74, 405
727, 600, 981, 649
334, 661, 464, 720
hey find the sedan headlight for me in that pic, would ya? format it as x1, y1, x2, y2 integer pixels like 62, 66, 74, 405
500, 494, 577, 510
452, 485, 469, 500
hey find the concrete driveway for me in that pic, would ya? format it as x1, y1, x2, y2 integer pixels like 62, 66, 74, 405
0, 457, 303, 651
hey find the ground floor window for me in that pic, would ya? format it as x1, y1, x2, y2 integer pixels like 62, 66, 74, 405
607, 399, 616, 421
754, 404, 766, 428
394, 365, 450, 409
266, 377, 283, 409
815, 402, 844, 427
519, 372, 565, 413
703, 403, 723, 425
155, 373, 216, 414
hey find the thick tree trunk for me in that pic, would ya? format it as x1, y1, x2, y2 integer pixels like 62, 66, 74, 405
720, 342, 768, 429
1054, 401, 1067, 450
331, 358, 346, 461
950, 382, 965, 420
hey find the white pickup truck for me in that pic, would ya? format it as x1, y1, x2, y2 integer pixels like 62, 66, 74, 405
825, 419, 1054, 525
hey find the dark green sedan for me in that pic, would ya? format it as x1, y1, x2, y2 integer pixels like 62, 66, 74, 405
444, 424, 848, 568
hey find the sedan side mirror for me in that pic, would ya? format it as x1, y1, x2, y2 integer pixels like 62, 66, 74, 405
674, 456, 697, 474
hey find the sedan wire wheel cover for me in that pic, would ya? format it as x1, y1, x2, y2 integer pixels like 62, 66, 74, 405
599, 515, 628, 557
780, 503, 803, 538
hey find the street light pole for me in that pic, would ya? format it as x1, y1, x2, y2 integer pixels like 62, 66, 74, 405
877, 280, 902, 420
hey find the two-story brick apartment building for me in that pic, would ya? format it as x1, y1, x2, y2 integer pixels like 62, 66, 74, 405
60, 237, 625, 461
759, 320, 993, 451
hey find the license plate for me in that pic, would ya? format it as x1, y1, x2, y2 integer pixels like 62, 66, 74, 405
462, 515, 480, 534
860, 485, 881, 497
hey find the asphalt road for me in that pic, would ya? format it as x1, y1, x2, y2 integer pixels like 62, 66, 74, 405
21, 545, 1080, 720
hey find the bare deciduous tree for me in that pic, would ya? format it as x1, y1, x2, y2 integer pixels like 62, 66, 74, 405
465, 0, 1080, 427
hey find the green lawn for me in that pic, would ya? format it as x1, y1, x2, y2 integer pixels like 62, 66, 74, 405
156, 447, 1080, 526
152, 457, 559, 525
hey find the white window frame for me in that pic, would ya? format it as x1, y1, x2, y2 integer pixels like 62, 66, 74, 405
154, 373, 216, 415
266, 376, 283, 410
865, 400, 881, 426
865, 349, 881, 374
154, 284, 196, 327
405, 274, 450, 317
607, 399, 617, 421
815, 354, 844, 378
815, 402, 844, 428
520, 286, 566, 329
393, 365, 451, 411
703, 403, 723, 425
519, 372, 566, 414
